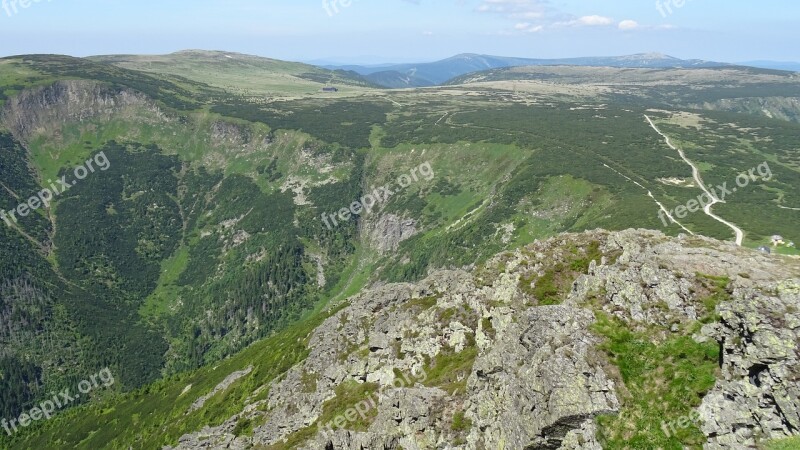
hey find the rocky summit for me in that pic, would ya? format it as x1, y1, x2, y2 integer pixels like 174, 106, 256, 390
163, 230, 800, 449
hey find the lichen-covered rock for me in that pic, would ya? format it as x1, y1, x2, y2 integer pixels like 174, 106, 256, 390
165, 229, 800, 450
468, 305, 618, 449
698, 282, 800, 449
365, 213, 417, 253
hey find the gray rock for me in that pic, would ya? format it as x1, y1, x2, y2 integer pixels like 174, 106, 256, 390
366, 214, 418, 253
165, 229, 800, 450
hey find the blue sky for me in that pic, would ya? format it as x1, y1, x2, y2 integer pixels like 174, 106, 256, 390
0, 0, 798, 63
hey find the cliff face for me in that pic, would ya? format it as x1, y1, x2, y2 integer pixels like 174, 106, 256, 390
1, 80, 164, 142
165, 229, 800, 449
690, 97, 800, 123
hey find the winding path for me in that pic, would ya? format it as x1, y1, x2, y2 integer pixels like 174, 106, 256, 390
645, 115, 745, 246
601, 163, 695, 235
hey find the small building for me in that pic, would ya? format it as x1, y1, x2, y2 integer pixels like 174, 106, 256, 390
757, 246, 772, 254
771, 235, 784, 246
322, 87, 339, 92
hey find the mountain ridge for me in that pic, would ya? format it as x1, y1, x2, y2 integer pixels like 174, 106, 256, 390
323, 52, 731, 88
0, 51, 799, 449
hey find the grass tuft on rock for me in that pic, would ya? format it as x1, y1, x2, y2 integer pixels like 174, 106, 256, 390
422, 334, 478, 395
592, 312, 720, 449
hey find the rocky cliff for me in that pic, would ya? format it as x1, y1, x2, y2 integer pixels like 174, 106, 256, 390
1, 80, 164, 143
164, 229, 800, 449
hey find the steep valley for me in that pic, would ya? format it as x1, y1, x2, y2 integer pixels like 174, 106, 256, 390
0, 52, 798, 449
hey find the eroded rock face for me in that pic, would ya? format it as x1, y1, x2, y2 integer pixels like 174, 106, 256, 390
365, 214, 417, 253
164, 230, 800, 450
2, 80, 162, 142
469, 305, 618, 449
210, 120, 253, 147
691, 96, 800, 123
698, 282, 800, 449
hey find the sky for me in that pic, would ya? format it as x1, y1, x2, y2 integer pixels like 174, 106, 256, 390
0, 0, 798, 64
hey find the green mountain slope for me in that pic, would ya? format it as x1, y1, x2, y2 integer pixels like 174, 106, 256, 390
89, 50, 380, 96
0, 52, 798, 449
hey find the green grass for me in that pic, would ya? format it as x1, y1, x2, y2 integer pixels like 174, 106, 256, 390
300, 371, 319, 394
232, 416, 255, 437
519, 240, 604, 305
695, 274, 732, 326
592, 312, 720, 450
89, 51, 376, 98
370, 140, 528, 231
452, 410, 472, 432
402, 294, 440, 312
264, 366, 390, 448
535, 267, 563, 305
774, 246, 800, 256
569, 240, 603, 272
139, 245, 190, 318
11, 300, 348, 450
763, 436, 800, 450
512, 176, 611, 247
0, 59, 57, 108
422, 334, 478, 395
261, 425, 318, 450
25, 111, 300, 185
317, 380, 380, 432
451, 409, 473, 445
327, 244, 377, 302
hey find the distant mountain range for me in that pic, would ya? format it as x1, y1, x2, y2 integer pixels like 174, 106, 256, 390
739, 61, 800, 72
322, 53, 732, 88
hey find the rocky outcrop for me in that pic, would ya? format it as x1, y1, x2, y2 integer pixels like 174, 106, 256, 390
210, 120, 253, 147
698, 281, 800, 448
468, 304, 618, 449
164, 229, 800, 449
365, 213, 417, 253
188, 366, 253, 414
1, 80, 163, 142
691, 96, 800, 123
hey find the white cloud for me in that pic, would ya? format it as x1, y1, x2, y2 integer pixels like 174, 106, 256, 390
476, 0, 551, 28
618, 19, 639, 30
552, 15, 614, 28
515, 22, 544, 33
576, 15, 614, 26
477, 1, 618, 33
477, 0, 549, 19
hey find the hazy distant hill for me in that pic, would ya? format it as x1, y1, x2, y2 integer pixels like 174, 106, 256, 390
739, 60, 800, 72
444, 64, 798, 85
324, 52, 729, 88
